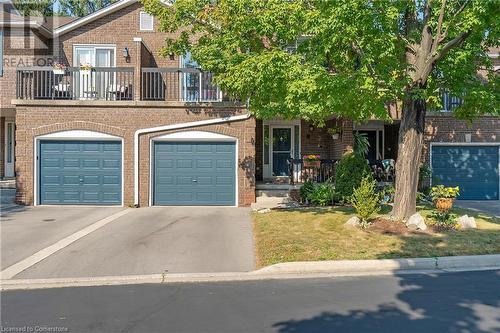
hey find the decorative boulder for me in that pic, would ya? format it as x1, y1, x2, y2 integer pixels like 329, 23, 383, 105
406, 213, 427, 231
457, 215, 477, 230
344, 216, 360, 227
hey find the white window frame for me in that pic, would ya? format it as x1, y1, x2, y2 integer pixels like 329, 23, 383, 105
72, 44, 117, 67
139, 11, 154, 31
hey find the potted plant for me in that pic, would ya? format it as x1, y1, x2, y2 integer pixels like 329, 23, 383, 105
80, 63, 93, 75
52, 62, 66, 75
327, 125, 342, 140
430, 185, 460, 212
303, 154, 321, 168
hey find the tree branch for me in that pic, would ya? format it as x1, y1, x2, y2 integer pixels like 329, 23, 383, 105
432, 30, 471, 63
431, 0, 447, 54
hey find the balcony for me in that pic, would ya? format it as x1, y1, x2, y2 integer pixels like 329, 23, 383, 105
17, 67, 135, 101
141, 68, 222, 102
16, 67, 226, 103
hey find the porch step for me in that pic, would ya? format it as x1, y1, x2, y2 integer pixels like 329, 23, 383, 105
256, 189, 290, 198
0, 179, 16, 189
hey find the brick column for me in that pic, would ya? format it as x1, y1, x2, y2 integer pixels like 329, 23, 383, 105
133, 37, 142, 101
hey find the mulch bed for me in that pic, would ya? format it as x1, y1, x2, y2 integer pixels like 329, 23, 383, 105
368, 217, 436, 235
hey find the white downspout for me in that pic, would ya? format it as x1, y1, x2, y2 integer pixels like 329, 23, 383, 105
133, 113, 251, 206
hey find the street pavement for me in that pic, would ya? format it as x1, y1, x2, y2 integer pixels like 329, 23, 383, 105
1, 270, 499, 333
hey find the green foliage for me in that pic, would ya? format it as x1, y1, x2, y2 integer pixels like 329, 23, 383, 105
335, 153, 372, 200
58, 0, 117, 16
141, 0, 499, 122
380, 185, 395, 204
13, 0, 54, 16
351, 176, 381, 228
429, 211, 458, 230
299, 180, 315, 203
418, 164, 432, 192
353, 132, 370, 157
310, 183, 335, 207
430, 185, 460, 200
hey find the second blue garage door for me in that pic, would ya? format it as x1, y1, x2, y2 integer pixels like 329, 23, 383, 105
432, 145, 499, 200
154, 141, 236, 206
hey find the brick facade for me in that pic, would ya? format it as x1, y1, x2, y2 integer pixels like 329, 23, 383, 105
422, 114, 500, 163
14, 103, 255, 206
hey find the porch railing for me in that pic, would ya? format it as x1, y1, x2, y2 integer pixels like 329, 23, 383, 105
288, 159, 338, 185
16, 67, 134, 100
141, 67, 222, 102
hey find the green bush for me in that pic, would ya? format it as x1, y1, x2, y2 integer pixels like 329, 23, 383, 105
335, 153, 372, 200
310, 183, 335, 206
351, 176, 381, 228
299, 180, 315, 203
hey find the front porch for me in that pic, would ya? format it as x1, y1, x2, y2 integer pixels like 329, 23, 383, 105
255, 119, 399, 191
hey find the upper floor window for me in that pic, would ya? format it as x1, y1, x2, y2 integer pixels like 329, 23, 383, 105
440, 91, 463, 112
74, 45, 115, 67
140, 12, 154, 31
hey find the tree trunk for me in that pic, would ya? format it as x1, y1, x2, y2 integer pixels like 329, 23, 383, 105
392, 95, 426, 221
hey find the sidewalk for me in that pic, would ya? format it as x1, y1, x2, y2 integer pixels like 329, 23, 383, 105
2, 254, 499, 290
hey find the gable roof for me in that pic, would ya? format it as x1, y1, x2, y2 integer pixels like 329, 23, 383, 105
53, 0, 138, 36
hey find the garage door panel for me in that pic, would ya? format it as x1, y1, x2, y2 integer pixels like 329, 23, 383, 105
39, 140, 122, 205
154, 141, 236, 206
432, 145, 499, 200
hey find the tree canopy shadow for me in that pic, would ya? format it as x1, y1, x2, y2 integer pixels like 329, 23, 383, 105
272, 270, 500, 333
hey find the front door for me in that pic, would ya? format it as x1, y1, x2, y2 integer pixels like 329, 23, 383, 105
272, 127, 292, 176
4, 121, 14, 177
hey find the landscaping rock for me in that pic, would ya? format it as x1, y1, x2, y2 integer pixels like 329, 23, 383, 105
344, 216, 360, 227
406, 213, 427, 231
457, 215, 477, 230
257, 208, 272, 214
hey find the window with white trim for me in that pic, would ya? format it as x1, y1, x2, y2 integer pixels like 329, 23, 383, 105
140, 12, 154, 31
440, 91, 463, 112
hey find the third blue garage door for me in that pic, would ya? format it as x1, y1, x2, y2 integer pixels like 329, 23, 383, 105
153, 141, 236, 205
431, 145, 499, 200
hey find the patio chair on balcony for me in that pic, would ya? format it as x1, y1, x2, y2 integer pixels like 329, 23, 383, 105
52, 82, 71, 99
107, 83, 132, 100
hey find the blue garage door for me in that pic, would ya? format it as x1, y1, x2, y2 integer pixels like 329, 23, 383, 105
432, 145, 499, 200
39, 140, 122, 205
154, 141, 236, 205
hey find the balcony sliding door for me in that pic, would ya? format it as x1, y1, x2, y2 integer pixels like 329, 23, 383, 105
73, 45, 115, 99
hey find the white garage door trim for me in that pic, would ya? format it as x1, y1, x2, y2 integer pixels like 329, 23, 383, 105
149, 131, 238, 207
34, 130, 124, 206
430, 142, 500, 201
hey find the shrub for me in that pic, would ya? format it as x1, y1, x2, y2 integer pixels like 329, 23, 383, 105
299, 180, 315, 203
353, 132, 370, 157
351, 176, 381, 228
335, 153, 372, 200
310, 183, 335, 206
429, 211, 458, 230
379, 185, 395, 204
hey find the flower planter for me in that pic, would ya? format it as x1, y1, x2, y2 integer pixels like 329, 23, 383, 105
80, 69, 92, 76
304, 160, 321, 168
435, 198, 454, 212
52, 69, 65, 75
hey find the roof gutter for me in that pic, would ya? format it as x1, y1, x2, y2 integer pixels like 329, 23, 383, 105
133, 113, 251, 206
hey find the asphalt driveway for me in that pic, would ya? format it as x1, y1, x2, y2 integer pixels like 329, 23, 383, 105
1, 206, 125, 269
454, 200, 500, 217
12, 207, 255, 279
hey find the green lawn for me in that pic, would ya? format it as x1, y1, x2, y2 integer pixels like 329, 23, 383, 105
252, 205, 500, 268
